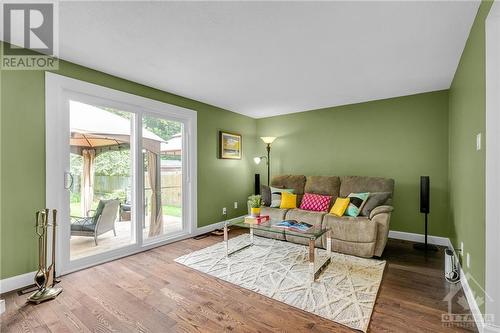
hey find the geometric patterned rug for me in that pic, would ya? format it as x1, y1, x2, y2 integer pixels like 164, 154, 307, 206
175, 234, 386, 332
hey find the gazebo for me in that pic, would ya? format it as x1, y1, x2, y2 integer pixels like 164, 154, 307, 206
70, 100, 172, 237
161, 133, 182, 156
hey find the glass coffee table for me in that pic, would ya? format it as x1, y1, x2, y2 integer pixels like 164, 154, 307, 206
224, 218, 332, 281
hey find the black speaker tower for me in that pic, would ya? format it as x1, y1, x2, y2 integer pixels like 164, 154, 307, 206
254, 174, 261, 195
414, 176, 438, 252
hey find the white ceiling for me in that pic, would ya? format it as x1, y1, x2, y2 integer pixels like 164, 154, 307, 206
58, 1, 480, 118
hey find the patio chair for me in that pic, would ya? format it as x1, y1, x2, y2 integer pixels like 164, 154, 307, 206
71, 199, 120, 245
119, 201, 131, 221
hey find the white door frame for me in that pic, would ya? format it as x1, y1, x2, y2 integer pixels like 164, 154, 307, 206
485, 2, 500, 330
45, 72, 197, 275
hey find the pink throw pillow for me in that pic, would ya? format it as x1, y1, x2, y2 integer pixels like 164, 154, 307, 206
299, 193, 332, 212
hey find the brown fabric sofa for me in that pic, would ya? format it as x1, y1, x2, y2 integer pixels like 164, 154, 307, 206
256, 175, 394, 258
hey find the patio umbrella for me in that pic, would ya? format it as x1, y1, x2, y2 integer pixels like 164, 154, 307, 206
70, 100, 166, 154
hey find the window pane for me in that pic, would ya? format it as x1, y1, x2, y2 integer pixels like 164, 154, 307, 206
142, 115, 183, 240
69, 100, 134, 260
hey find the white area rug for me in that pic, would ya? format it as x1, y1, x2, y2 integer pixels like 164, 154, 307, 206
175, 234, 386, 332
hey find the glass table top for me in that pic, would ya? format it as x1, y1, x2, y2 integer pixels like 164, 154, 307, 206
227, 217, 329, 239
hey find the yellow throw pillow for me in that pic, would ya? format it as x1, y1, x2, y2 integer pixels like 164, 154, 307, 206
280, 191, 297, 209
330, 197, 350, 216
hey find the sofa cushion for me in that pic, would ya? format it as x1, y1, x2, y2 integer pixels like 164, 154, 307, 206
323, 214, 377, 243
340, 176, 394, 204
260, 206, 288, 220
299, 193, 331, 212
361, 192, 391, 216
271, 175, 306, 206
283, 208, 326, 247
304, 176, 341, 204
71, 217, 97, 232
286, 208, 326, 225
255, 206, 288, 240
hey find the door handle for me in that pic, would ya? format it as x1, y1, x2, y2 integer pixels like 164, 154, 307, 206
184, 130, 189, 183
64, 172, 74, 190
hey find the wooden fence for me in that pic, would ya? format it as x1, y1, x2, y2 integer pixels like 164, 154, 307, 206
93, 171, 182, 206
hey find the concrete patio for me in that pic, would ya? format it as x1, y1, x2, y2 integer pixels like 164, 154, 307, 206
70, 215, 182, 260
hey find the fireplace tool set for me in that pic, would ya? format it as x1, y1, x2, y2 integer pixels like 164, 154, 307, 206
28, 209, 63, 304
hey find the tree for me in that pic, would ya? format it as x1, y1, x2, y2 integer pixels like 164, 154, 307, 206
94, 150, 131, 176
105, 108, 181, 141
142, 116, 181, 141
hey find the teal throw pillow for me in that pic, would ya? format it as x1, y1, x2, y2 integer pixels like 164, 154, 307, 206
345, 192, 370, 217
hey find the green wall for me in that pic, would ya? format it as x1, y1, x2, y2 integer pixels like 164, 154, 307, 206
256, 91, 450, 237
0, 54, 256, 279
0, 2, 494, 306
448, 0, 493, 313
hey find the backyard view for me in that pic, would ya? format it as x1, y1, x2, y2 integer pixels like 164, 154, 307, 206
69, 151, 182, 218
68, 100, 183, 259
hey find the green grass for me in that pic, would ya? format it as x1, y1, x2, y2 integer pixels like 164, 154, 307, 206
162, 205, 182, 217
70, 201, 181, 218
70, 202, 84, 217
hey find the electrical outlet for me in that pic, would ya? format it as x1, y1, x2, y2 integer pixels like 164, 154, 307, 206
222, 207, 227, 215
467, 252, 471, 268
477, 133, 482, 151
234, 201, 238, 209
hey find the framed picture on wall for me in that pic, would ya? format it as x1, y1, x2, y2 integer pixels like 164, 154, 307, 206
219, 131, 242, 159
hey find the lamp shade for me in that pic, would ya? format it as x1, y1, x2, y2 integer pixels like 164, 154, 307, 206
260, 136, 276, 144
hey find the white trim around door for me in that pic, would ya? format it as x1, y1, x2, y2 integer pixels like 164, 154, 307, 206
485, 1, 500, 329
45, 72, 197, 276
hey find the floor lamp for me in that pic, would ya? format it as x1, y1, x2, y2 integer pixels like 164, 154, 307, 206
254, 137, 277, 186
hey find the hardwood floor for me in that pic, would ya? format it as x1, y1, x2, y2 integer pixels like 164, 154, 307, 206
1, 229, 477, 332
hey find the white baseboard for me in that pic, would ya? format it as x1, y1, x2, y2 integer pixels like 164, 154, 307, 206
390, 230, 486, 332
0, 216, 246, 295
485, 324, 500, 333
388, 232, 489, 331
388, 230, 450, 246
194, 215, 245, 235
447, 239, 487, 332
0, 271, 36, 295
459, 263, 486, 332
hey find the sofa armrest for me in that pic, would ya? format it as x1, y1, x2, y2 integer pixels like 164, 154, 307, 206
369, 205, 394, 257
369, 205, 394, 219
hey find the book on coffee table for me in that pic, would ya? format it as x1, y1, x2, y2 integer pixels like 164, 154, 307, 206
274, 220, 313, 232
244, 215, 270, 225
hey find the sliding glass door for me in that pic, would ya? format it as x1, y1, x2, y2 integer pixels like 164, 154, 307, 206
45, 73, 197, 275
142, 116, 184, 242
68, 100, 136, 260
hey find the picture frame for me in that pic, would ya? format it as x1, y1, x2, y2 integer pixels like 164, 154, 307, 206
219, 131, 242, 159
